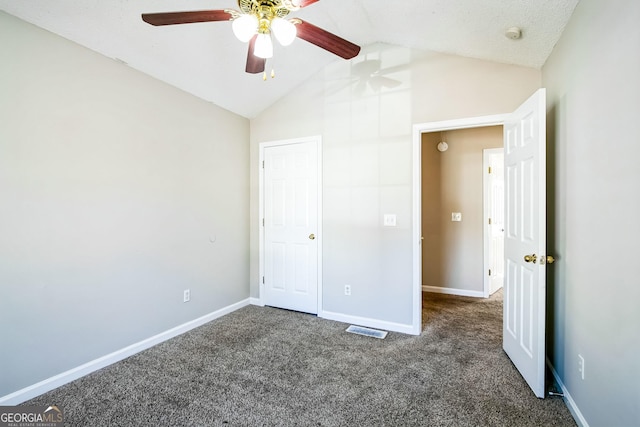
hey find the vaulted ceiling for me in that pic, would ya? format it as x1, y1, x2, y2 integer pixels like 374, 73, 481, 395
0, 0, 579, 118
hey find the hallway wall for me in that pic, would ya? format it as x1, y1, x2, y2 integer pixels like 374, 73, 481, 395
421, 126, 502, 295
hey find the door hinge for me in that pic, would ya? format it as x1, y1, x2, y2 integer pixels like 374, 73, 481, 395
262, 160, 265, 169
488, 218, 492, 225
488, 166, 492, 174
262, 218, 264, 226
262, 276, 265, 284
489, 269, 492, 276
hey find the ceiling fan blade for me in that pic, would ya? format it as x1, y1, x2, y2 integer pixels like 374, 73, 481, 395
296, 0, 321, 7
142, 10, 232, 26
246, 35, 266, 74
295, 20, 360, 60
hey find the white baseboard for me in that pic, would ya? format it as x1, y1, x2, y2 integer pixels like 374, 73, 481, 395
320, 310, 417, 336
0, 298, 251, 405
546, 358, 589, 427
422, 285, 484, 298
249, 297, 264, 306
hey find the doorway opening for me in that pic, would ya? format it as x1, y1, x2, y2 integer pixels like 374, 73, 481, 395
420, 127, 504, 299
412, 89, 548, 398
411, 114, 507, 335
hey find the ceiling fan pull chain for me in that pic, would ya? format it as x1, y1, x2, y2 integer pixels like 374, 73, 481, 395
268, 56, 276, 79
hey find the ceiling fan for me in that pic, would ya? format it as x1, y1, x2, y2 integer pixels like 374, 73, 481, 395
142, 0, 361, 77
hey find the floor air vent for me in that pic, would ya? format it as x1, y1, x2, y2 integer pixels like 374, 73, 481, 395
346, 325, 388, 339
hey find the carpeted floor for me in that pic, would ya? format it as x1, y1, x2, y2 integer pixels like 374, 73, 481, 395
25, 291, 577, 426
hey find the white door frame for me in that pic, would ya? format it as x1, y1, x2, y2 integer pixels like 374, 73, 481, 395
258, 135, 323, 313
412, 114, 508, 335
483, 148, 505, 298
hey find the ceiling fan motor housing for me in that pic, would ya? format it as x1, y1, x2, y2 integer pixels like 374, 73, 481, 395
239, 0, 297, 17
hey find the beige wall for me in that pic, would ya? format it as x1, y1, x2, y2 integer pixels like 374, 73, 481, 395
0, 12, 250, 397
421, 132, 443, 289
542, 0, 640, 424
250, 43, 540, 329
421, 127, 502, 293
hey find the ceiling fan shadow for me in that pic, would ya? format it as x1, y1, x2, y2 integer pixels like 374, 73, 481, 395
325, 58, 407, 98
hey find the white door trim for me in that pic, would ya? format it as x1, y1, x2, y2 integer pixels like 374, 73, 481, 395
258, 136, 323, 314
412, 114, 508, 335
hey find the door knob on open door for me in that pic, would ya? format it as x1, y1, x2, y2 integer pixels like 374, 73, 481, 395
309, 234, 315, 240
540, 255, 556, 265
524, 254, 537, 263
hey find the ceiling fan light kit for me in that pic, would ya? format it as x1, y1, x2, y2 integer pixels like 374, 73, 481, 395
254, 33, 274, 59
271, 17, 297, 46
142, 0, 360, 77
232, 13, 258, 42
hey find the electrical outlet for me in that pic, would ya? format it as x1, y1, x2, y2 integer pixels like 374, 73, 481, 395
578, 354, 585, 380
383, 214, 397, 227
183, 289, 190, 303
344, 285, 351, 296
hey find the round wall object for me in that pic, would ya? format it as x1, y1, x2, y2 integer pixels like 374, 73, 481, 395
437, 141, 448, 152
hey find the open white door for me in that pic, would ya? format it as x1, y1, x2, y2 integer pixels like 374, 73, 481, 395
503, 88, 548, 398
484, 148, 505, 297
263, 140, 319, 314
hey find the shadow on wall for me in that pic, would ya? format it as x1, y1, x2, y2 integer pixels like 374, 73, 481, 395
545, 98, 565, 369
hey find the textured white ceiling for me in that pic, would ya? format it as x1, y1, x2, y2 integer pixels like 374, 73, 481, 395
0, 0, 578, 118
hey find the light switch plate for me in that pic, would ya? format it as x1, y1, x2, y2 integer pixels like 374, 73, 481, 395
383, 214, 397, 227
451, 212, 462, 222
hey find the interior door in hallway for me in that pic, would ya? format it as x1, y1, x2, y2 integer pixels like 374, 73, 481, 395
263, 140, 319, 314
503, 88, 548, 398
485, 148, 505, 296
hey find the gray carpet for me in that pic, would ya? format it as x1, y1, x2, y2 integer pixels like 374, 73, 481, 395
25, 291, 576, 426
